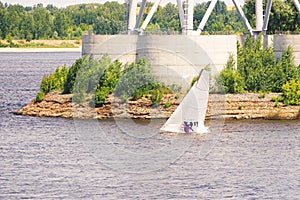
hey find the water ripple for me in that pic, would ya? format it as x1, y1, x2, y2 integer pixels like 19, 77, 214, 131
0, 52, 299, 199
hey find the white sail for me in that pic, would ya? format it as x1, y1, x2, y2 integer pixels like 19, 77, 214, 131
160, 69, 209, 134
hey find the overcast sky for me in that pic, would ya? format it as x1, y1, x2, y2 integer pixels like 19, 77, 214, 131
2, 0, 240, 8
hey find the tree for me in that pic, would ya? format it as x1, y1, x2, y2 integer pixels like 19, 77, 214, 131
6, 5, 25, 38
33, 7, 53, 39
93, 2, 126, 35
0, 6, 8, 39
244, 0, 300, 33
193, 1, 246, 34
20, 14, 34, 41
54, 11, 71, 38
151, 3, 180, 32
46, 4, 58, 15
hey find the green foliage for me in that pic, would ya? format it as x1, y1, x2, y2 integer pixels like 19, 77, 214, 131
164, 100, 173, 109
190, 75, 200, 88
35, 91, 45, 102
238, 36, 274, 92
115, 58, 155, 102
150, 88, 164, 106
63, 56, 110, 94
237, 36, 299, 93
150, 3, 181, 33
114, 58, 172, 105
0, 2, 127, 40
244, 0, 300, 34
33, 7, 53, 39
39, 65, 68, 93
54, 65, 68, 91
63, 56, 88, 94
280, 79, 300, 106
0, 0, 299, 40
71, 55, 111, 103
133, 83, 171, 106
36, 54, 180, 107
194, 1, 247, 34
217, 69, 245, 94
216, 37, 299, 94
94, 60, 122, 107
216, 54, 245, 93
53, 11, 71, 38
258, 91, 267, 99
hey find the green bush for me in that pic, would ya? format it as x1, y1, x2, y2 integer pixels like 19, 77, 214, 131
217, 68, 245, 94
94, 87, 110, 106
40, 75, 51, 93
53, 65, 68, 91
217, 36, 300, 94
35, 91, 45, 103
114, 58, 173, 105
216, 54, 245, 93
67, 55, 111, 103
94, 60, 122, 107
133, 83, 171, 106
280, 79, 300, 105
164, 100, 173, 108
115, 58, 155, 101
39, 65, 68, 93
63, 56, 86, 94
36, 55, 178, 107
237, 36, 276, 92
272, 47, 300, 92
132, 83, 168, 100
150, 88, 163, 106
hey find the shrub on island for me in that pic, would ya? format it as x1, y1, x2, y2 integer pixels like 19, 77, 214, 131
215, 35, 300, 95
275, 79, 300, 106
36, 55, 178, 108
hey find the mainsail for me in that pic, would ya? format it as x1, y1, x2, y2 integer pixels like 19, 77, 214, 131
160, 69, 209, 134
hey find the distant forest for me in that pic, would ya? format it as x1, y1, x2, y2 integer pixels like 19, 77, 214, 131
0, 0, 299, 41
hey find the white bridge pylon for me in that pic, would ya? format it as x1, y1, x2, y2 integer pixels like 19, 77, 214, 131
127, 0, 300, 35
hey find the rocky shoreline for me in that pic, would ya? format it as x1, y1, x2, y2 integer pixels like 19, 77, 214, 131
15, 92, 300, 120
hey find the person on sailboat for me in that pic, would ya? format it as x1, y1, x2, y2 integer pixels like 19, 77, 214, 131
183, 124, 190, 133
183, 122, 194, 133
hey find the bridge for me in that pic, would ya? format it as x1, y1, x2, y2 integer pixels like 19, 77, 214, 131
82, 0, 300, 87
127, 0, 300, 35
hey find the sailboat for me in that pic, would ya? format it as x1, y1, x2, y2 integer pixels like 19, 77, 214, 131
160, 69, 209, 134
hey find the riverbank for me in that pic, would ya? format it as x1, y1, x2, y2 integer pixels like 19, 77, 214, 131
0, 39, 81, 52
15, 92, 300, 120
0, 48, 81, 53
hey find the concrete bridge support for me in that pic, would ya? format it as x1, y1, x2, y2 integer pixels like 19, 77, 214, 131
82, 35, 237, 88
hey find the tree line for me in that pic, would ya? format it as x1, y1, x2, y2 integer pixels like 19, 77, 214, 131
0, 0, 299, 41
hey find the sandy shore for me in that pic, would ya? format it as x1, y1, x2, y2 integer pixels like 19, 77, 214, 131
0, 47, 81, 53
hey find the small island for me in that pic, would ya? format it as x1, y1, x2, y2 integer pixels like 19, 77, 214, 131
15, 46, 300, 120
15, 91, 300, 120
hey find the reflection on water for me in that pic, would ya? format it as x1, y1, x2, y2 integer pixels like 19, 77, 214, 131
0, 52, 299, 199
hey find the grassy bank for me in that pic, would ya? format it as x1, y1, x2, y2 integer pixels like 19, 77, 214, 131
0, 39, 81, 48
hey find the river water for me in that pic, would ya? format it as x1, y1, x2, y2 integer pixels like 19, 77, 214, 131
0, 52, 299, 199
